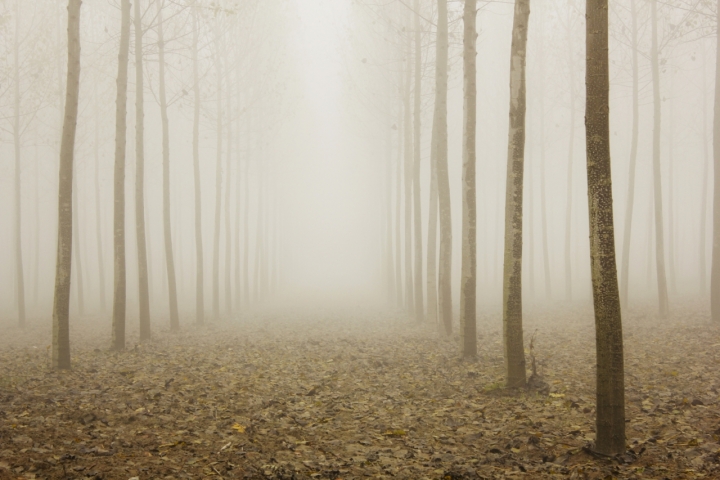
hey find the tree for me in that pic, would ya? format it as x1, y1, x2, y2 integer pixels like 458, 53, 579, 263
650, 0, 669, 317
502, 0, 530, 388
12, 0, 26, 327
712, 1, 720, 322
213, 29, 224, 318
135, 0, 151, 341
156, 0, 180, 332
52, 0, 82, 370
403, 17, 414, 316
620, 0, 640, 308
585, 0, 626, 455
412, 0, 424, 322
191, 2, 205, 325
111, 0, 131, 351
460, 0, 477, 358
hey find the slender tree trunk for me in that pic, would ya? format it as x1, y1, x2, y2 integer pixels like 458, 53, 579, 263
254, 157, 264, 303
427, 131, 438, 324
33, 146, 39, 308
527, 128, 535, 297
701, 41, 709, 295
94, 87, 107, 312
111, 0, 131, 351
667, 71, 677, 294
403, 30, 415, 316
71, 171, 85, 316
225, 50, 233, 314
156, 1, 180, 331
191, 7, 204, 325
711, 1, 720, 322
460, 0, 477, 358
53, 0, 82, 369
13, 1, 26, 327
234, 87, 243, 313
564, 2, 577, 302
502, 0, 529, 388
620, 0, 639, 308
435, 0, 452, 334
134, 0, 150, 340
243, 129, 250, 305
538, 32, 551, 298
412, 0, 424, 322
395, 92, 404, 308
650, 0, 669, 317
386, 125, 397, 305
585, 0, 625, 455
213, 43, 223, 319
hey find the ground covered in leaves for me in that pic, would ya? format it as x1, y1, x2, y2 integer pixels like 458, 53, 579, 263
1, 302, 719, 479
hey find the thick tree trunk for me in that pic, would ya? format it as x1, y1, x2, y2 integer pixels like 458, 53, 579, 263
620, 0, 639, 308
213, 44, 223, 318
502, 0, 529, 388
650, 0, 669, 317
192, 7, 204, 325
13, 2, 26, 327
157, 1, 180, 331
585, 0, 625, 455
711, 1, 720, 322
460, 0, 477, 358
135, 0, 150, 340
93, 87, 107, 312
412, 0, 424, 322
111, 0, 131, 351
53, 0, 82, 369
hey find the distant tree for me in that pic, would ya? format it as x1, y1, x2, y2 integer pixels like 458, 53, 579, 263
502, 0, 530, 388
52, 0, 82, 370
111, 0, 131, 351
412, 0, 424, 322
460, 0, 477, 358
712, 2, 720, 322
191, 2, 205, 325
213, 28, 224, 318
403, 14, 415, 316
585, 0, 626, 455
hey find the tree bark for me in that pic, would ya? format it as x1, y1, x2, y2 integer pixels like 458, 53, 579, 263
460, 0, 477, 358
13, 0, 26, 327
192, 5, 205, 325
412, 0, 424, 322
585, 0, 626, 455
135, 0, 150, 340
52, 0, 82, 369
111, 0, 131, 351
157, 0, 180, 331
502, 0, 529, 388
620, 0, 639, 308
650, 0, 669, 317
711, 0, 720, 322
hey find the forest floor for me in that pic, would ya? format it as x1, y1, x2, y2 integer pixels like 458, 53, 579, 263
1, 301, 719, 479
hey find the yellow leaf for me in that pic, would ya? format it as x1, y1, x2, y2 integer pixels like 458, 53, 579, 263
232, 423, 246, 433
549, 393, 565, 398
382, 429, 407, 437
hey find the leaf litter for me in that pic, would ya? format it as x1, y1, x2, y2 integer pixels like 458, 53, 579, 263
1, 302, 719, 479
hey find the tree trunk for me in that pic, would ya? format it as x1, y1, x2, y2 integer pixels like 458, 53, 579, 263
412, 0, 424, 322
387, 125, 396, 305
650, 0, 669, 317
502, 0, 529, 388
395, 92, 403, 308
225, 51, 233, 314
94, 86, 107, 312
191, 6, 204, 325
711, 0, 720, 322
585, 0, 625, 455
668, 70, 677, 295
13, 0, 26, 327
460, 0, 477, 358
213, 42, 223, 318
243, 126, 250, 305
71, 170, 85, 316
700, 40, 709, 295
538, 30, 551, 299
234, 85, 243, 313
135, 0, 150, 340
111, 0, 131, 351
564, 1, 577, 303
620, 0, 639, 308
403, 26, 414, 316
52, 0, 82, 369
156, 1, 180, 331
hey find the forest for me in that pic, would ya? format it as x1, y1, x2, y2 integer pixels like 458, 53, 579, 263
1, 0, 719, 478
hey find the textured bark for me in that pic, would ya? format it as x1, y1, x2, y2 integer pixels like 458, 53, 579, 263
460, 0, 477, 358
157, 1, 180, 332
213, 43, 223, 318
711, 1, 720, 322
412, 0, 424, 322
585, 0, 626, 455
650, 0, 669, 317
620, 0, 639, 308
13, 1, 26, 327
192, 6, 204, 325
135, 0, 150, 340
502, 0, 529, 388
430, 0, 451, 331
111, 0, 131, 352
52, 0, 82, 369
